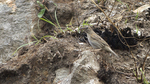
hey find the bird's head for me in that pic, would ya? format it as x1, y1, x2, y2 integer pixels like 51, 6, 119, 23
80, 26, 93, 34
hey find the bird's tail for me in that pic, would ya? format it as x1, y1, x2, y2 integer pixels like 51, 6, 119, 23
108, 47, 119, 58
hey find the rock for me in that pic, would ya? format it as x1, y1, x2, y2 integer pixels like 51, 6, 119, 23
0, 0, 36, 63
54, 50, 102, 84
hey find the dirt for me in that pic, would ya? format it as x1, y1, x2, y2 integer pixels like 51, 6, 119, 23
0, 0, 150, 84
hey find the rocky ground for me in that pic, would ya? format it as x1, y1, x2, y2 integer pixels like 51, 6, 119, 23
0, 0, 150, 84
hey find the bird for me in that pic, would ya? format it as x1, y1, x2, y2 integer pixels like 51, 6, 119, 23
80, 26, 119, 58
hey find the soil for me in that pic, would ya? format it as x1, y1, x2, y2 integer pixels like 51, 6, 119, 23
0, 0, 150, 84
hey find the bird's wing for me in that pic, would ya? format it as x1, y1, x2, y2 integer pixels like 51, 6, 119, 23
88, 38, 101, 49
91, 34, 109, 47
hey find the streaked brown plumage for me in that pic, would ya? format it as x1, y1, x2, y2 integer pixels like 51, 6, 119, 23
80, 26, 119, 57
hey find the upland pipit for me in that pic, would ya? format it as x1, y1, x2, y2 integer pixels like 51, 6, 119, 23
80, 26, 119, 58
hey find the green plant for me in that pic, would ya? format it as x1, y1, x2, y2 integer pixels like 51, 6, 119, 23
37, 1, 45, 18
37, 1, 63, 32
37, 1, 56, 26
12, 35, 57, 55
37, 1, 46, 30
140, 68, 150, 84
134, 12, 139, 35
40, 17, 57, 27
54, 4, 62, 32
82, 20, 90, 26
65, 24, 73, 32
35, 35, 57, 45
135, 25, 139, 34
97, 0, 100, 3
12, 1, 59, 55
12, 41, 37, 55
125, 18, 128, 24
135, 12, 139, 20
133, 68, 150, 84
